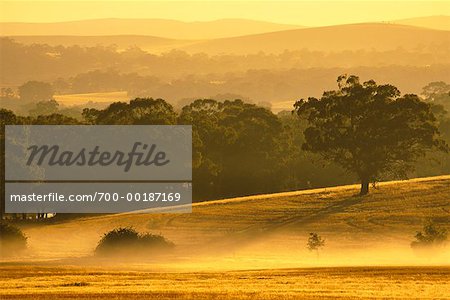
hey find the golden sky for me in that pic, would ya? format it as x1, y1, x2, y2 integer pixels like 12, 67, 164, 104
0, 1, 449, 25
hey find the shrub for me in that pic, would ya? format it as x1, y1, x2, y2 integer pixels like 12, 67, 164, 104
0, 223, 27, 255
95, 227, 174, 256
411, 223, 447, 249
139, 233, 175, 248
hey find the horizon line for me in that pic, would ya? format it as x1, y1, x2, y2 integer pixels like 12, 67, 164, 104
0, 14, 448, 28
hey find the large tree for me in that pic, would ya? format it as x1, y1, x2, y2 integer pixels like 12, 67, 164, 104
294, 75, 448, 195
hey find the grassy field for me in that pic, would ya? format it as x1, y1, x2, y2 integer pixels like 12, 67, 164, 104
8, 175, 449, 265
54, 91, 129, 106
1, 265, 449, 299
1, 176, 449, 298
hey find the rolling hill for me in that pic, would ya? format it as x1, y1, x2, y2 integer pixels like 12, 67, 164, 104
7, 35, 193, 53
394, 15, 450, 31
0, 18, 302, 39
14, 175, 450, 269
4, 22, 449, 55
180, 23, 450, 54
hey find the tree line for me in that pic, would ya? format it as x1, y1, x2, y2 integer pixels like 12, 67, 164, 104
2, 37, 449, 85
1, 75, 449, 218
1, 37, 449, 105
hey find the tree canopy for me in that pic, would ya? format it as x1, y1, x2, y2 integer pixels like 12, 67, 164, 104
82, 98, 177, 125
18, 81, 53, 102
179, 99, 284, 199
294, 75, 448, 195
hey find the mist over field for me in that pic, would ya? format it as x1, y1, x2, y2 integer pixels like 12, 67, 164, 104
1, 177, 449, 299
4, 176, 449, 269
2, 177, 449, 270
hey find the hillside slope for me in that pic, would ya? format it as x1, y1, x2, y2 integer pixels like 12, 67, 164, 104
181, 23, 450, 54
5, 23, 449, 55
0, 18, 302, 39
15, 175, 449, 268
394, 15, 450, 31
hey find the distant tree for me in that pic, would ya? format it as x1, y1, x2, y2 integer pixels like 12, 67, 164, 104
422, 81, 450, 115
82, 98, 177, 125
422, 81, 450, 100
411, 222, 447, 249
29, 99, 59, 116
32, 113, 80, 125
0, 109, 18, 127
18, 81, 53, 102
294, 75, 448, 195
52, 77, 71, 94
415, 82, 450, 177
307, 232, 325, 257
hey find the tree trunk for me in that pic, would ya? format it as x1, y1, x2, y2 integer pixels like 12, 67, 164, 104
360, 180, 369, 195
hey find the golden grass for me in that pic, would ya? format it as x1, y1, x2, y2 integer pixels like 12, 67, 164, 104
1, 176, 449, 298
0, 266, 448, 299
1, 175, 445, 268
54, 91, 129, 106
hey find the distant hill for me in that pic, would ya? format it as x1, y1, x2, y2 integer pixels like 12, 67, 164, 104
393, 15, 450, 31
180, 23, 450, 54
0, 18, 302, 39
7, 23, 449, 54
7, 35, 192, 53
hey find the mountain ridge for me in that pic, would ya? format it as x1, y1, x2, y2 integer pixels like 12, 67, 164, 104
180, 23, 450, 54
0, 18, 303, 39
4, 22, 449, 54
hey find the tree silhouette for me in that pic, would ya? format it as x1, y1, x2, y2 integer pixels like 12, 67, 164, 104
178, 99, 283, 199
18, 81, 53, 102
82, 98, 177, 125
29, 99, 59, 116
411, 222, 447, 249
294, 75, 448, 195
307, 232, 325, 258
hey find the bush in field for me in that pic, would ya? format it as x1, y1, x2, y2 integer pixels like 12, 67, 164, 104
411, 223, 447, 250
95, 227, 174, 256
0, 222, 27, 255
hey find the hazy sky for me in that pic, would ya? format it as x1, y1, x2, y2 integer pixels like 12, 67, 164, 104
0, 1, 448, 25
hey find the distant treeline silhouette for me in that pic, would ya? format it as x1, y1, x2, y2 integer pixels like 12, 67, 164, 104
1, 38, 449, 106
